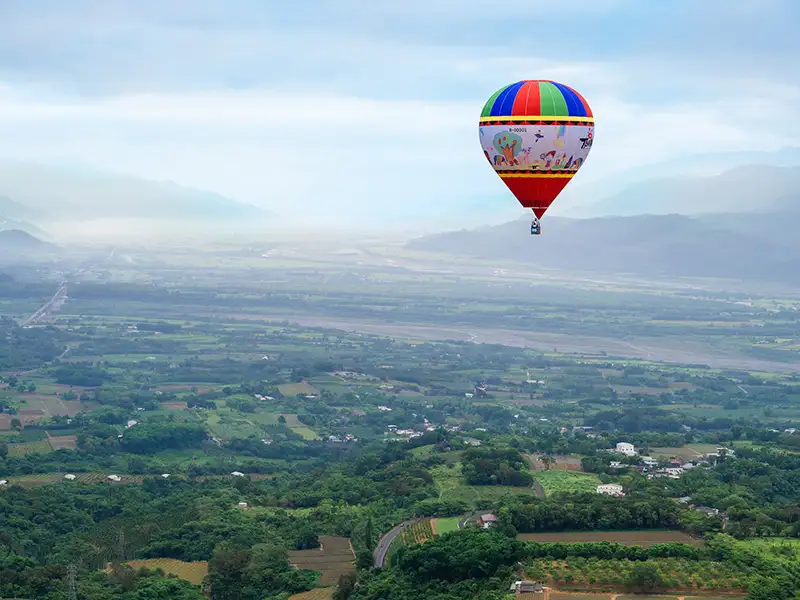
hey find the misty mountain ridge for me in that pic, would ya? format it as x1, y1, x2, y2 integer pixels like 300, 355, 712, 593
408, 197, 800, 283
575, 165, 800, 218
0, 162, 272, 222
0, 229, 58, 258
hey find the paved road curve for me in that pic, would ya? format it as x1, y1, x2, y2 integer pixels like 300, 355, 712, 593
372, 517, 425, 568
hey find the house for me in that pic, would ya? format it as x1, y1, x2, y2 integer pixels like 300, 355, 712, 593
596, 483, 625, 496
615, 442, 636, 456
464, 437, 482, 446
609, 461, 625, 469
479, 513, 497, 528
161, 474, 170, 479
230, 471, 245, 477
237, 502, 248, 509
696, 506, 720, 516
107, 475, 121, 482
510, 581, 543, 593
641, 456, 659, 468
64, 474, 77, 480
0, 480, 7, 486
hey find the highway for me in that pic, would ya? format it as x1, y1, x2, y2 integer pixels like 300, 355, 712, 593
21, 281, 67, 327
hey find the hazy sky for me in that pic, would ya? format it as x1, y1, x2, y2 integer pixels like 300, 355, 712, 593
0, 0, 798, 225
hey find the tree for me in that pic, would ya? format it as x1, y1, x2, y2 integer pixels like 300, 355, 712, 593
278, 415, 287, 424
10, 418, 21, 429
626, 562, 664, 593
333, 572, 357, 600
540, 455, 555, 471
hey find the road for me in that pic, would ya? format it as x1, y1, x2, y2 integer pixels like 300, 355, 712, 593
21, 281, 68, 327
372, 518, 425, 568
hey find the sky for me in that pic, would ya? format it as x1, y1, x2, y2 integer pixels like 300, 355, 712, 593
0, 0, 798, 227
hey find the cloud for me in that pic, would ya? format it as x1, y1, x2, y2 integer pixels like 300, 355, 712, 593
0, 1, 798, 227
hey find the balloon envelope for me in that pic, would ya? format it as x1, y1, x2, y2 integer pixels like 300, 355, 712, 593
479, 80, 594, 219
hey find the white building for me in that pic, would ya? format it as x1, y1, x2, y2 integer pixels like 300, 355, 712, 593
64, 474, 77, 480
615, 442, 636, 456
597, 483, 625, 496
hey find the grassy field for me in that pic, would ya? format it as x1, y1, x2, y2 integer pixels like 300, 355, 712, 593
278, 381, 320, 397
431, 517, 460, 535
7, 440, 52, 456
430, 463, 538, 506
650, 444, 720, 460
47, 434, 77, 450
126, 558, 208, 586
281, 413, 321, 440
518, 530, 702, 547
532, 470, 601, 495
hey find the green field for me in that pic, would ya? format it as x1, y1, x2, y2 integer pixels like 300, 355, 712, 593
281, 413, 320, 440
278, 381, 320, 397
430, 463, 537, 506
7, 440, 53, 456
533, 471, 601, 495
431, 517, 460, 534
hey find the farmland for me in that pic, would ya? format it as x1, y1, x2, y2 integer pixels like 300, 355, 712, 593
288, 536, 355, 585
278, 381, 320, 397
533, 471, 601, 495
126, 558, 208, 586
1, 238, 800, 600
525, 558, 749, 593
518, 530, 702, 547
525, 454, 583, 472
5, 472, 146, 486
289, 589, 334, 600
401, 519, 435, 545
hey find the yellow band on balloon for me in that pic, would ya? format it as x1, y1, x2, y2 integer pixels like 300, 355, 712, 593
479, 116, 594, 124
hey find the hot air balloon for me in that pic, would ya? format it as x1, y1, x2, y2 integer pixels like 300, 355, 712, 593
479, 80, 594, 235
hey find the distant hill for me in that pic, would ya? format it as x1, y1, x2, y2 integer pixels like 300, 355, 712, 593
407, 206, 800, 283
0, 194, 43, 221
575, 166, 800, 218
0, 162, 271, 222
0, 229, 58, 258
0, 217, 48, 238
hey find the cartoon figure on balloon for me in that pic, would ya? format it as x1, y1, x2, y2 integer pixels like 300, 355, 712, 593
492, 131, 523, 167
541, 150, 557, 169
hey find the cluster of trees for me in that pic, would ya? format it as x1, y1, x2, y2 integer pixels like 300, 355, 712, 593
506, 494, 682, 533
76, 419, 207, 455
461, 447, 533, 487
208, 542, 318, 600
0, 317, 64, 369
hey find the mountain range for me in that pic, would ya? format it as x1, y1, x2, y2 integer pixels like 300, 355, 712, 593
408, 187, 800, 283
573, 166, 800, 218
0, 229, 59, 262
0, 162, 271, 223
